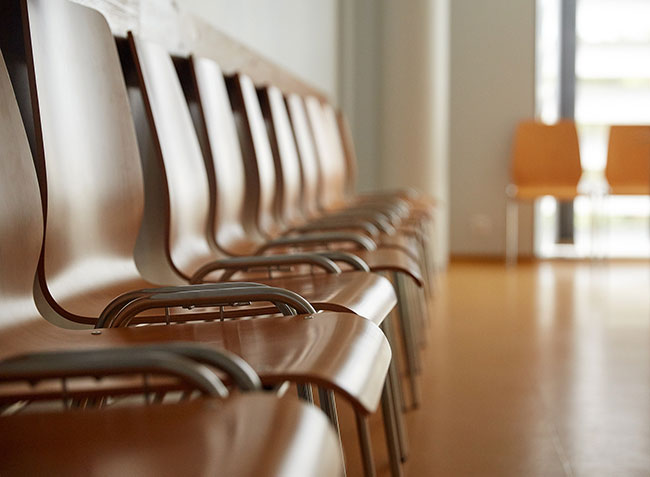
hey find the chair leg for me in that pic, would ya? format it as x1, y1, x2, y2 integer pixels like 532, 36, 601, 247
381, 320, 409, 461
383, 312, 408, 413
506, 198, 519, 265
297, 383, 314, 404
355, 410, 377, 477
393, 272, 420, 408
406, 279, 428, 351
318, 387, 346, 476
380, 379, 404, 477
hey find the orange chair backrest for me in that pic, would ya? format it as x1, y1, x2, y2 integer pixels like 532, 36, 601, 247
605, 125, 650, 195
511, 120, 582, 195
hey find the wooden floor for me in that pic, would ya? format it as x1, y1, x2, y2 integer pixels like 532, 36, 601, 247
338, 260, 650, 476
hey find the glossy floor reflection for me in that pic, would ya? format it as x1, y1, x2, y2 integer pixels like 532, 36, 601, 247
339, 260, 650, 476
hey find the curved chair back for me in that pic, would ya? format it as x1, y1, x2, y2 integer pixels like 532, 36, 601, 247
23, 0, 145, 323
285, 94, 323, 218
226, 73, 281, 238
605, 125, 650, 195
336, 111, 359, 197
510, 120, 582, 199
191, 57, 257, 252
129, 36, 217, 278
0, 50, 43, 329
258, 86, 305, 228
304, 97, 347, 210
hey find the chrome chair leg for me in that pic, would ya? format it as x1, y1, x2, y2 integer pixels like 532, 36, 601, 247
393, 272, 420, 408
318, 387, 346, 477
381, 320, 409, 460
297, 383, 314, 404
381, 378, 403, 477
355, 410, 377, 477
506, 197, 519, 265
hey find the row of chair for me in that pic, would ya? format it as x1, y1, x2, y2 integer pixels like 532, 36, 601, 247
506, 120, 650, 262
0, 0, 437, 475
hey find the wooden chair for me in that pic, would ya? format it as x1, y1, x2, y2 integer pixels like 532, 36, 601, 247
224, 71, 423, 286
127, 36, 401, 475
322, 103, 438, 279
13, 2, 392, 474
605, 125, 650, 195
0, 38, 342, 467
1, 393, 342, 476
186, 54, 420, 427
335, 110, 438, 220
0, 346, 343, 476
292, 95, 438, 306
506, 120, 583, 263
127, 36, 395, 326
252, 82, 426, 410
303, 98, 426, 261
222, 71, 417, 469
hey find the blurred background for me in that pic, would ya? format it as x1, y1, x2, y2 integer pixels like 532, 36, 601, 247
101, 0, 649, 264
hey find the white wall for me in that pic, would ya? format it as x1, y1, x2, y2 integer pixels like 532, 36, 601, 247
174, 0, 537, 261
175, 0, 340, 101
339, 0, 450, 266
449, 0, 536, 257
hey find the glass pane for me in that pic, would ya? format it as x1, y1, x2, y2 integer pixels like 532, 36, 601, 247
536, 0, 650, 258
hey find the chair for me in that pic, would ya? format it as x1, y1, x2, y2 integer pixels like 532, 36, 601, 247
335, 110, 438, 221
12, 3, 392, 474
0, 345, 343, 477
127, 36, 400, 475
187, 56, 420, 428
327, 104, 439, 277
222, 73, 424, 290
506, 120, 583, 263
127, 36, 395, 325
304, 98, 428, 262
605, 125, 650, 195
254, 83, 426, 411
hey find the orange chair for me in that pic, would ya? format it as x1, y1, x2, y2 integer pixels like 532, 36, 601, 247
506, 120, 583, 263
605, 125, 650, 196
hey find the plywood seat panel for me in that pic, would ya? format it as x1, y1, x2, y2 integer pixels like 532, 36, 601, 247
0, 311, 390, 413
0, 393, 342, 477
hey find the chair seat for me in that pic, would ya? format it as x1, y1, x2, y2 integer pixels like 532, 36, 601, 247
608, 184, 650, 195
354, 249, 424, 287
252, 271, 397, 325
377, 234, 421, 261
0, 310, 389, 413
511, 184, 579, 200
0, 393, 342, 477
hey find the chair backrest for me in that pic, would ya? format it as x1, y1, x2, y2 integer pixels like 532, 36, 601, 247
510, 120, 583, 196
285, 94, 322, 218
258, 85, 305, 228
336, 111, 359, 197
23, 0, 145, 323
605, 125, 650, 195
191, 56, 257, 253
304, 97, 347, 210
129, 35, 218, 279
226, 73, 281, 238
0, 49, 43, 329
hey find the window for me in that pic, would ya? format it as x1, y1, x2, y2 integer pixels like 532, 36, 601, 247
536, 0, 650, 257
